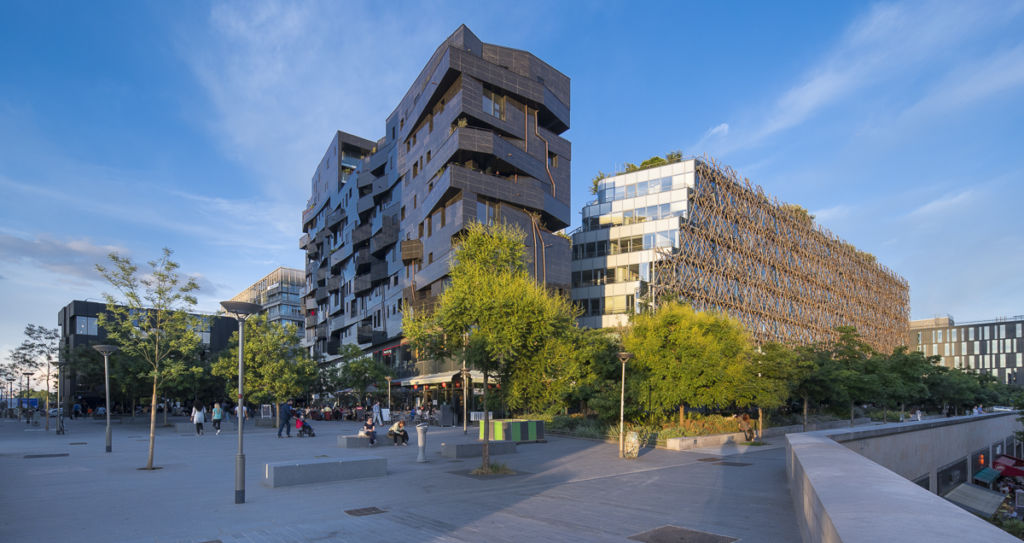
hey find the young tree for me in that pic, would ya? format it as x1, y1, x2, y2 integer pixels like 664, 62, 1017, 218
336, 355, 387, 407
211, 315, 315, 427
790, 344, 839, 431
404, 222, 578, 471
734, 342, 799, 440
830, 327, 879, 426
15, 325, 61, 431
96, 248, 201, 470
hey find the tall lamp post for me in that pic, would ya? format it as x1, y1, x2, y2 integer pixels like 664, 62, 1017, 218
23, 372, 32, 420
385, 375, 392, 416
56, 361, 66, 435
93, 345, 118, 452
221, 300, 262, 505
6, 378, 13, 418
617, 352, 632, 458
461, 366, 470, 435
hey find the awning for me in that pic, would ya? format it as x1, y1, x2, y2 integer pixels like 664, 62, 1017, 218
973, 467, 1002, 485
397, 369, 485, 386
994, 455, 1024, 478
944, 482, 1006, 517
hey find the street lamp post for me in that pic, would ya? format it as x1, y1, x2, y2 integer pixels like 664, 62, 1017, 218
617, 352, 632, 458
23, 372, 32, 423
5, 378, 13, 419
385, 375, 392, 416
221, 300, 262, 505
93, 345, 118, 452
461, 366, 470, 434
56, 362, 66, 435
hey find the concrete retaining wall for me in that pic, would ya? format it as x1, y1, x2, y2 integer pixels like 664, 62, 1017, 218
786, 413, 1020, 542
665, 418, 874, 451
262, 456, 386, 487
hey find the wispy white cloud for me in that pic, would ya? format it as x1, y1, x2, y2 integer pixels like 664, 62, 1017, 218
183, 2, 451, 200
0, 233, 125, 284
811, 204, 852, 223
718, 1, 1024, 152
908, 190, 975, 218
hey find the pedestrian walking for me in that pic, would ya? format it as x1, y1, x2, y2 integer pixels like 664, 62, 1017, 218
191, 400, 206, 436
212, 402, 224, 435
372, 400, 383, 425
234, 403, 248, 426
278, 400, 294, 438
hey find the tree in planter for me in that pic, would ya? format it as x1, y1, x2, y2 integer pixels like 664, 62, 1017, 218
404, 222, 578, 472
830, 327, 880, 427
96, 248, 202, 470
336, 355, 388, 409
14, 325, 60, 431
211, 315, 315, 428
622, 302, 753, 425
733, 342, 799, 441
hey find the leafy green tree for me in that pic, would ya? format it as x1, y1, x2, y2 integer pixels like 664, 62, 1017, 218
336, 354, 388, 407
734, 342, 799, 440
881, 347, 935, 421
15, 325, 60, 430
560, 328, 624, 420
790, 344, 840, 430
830, 327, 879, 426
212, 315, 314, 426
319, 344, 367, 400
96, 248, 201, 470
404, 221, 578, 470
623, 302, 753, 424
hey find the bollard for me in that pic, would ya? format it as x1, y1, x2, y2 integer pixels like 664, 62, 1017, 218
416, 423, 429, 463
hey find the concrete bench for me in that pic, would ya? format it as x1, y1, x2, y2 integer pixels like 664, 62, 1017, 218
338, 434, 381, 448
441, 440, 516, 459
262, 456, 387, 488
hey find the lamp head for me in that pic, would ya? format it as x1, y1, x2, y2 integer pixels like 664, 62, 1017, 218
617, 351, 633, 364
93, 345, 119, 356
220, 301, 263, 319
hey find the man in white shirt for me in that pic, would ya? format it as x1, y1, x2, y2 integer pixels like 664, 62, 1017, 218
235, 404, 248, 426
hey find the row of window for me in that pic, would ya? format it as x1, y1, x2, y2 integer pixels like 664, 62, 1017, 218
572, 230, 679, 260
571, 263, 650, 288
949, 353, 1024, 370
922, 339, 1022, 357
917, 323, 1023, 344
595, 175, 688, 204
575, 294, 636, 317
582, 204, 686, 231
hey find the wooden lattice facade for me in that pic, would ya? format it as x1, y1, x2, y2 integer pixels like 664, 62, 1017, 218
648, 158, 909, 353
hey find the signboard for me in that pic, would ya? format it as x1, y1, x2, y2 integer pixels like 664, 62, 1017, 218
19, 398, 39, 409
382, 408, 390, 422
260, 404, 273, 418
470, 411, 493, 422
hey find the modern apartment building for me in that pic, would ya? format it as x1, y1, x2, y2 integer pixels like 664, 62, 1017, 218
572, 157, 910, 353
229, 266, 304, 334
909, 316, 1024, 385
300, 25, 571, 375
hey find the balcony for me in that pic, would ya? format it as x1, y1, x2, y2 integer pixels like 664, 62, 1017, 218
316, 325, 328, 339
305, 298, 317, 310
355, 248, 372, 272
353, 275, 372, 294
357, 325, 373, 344
299, 233, 310, 249
305, 315, 317, 328
329, 315, 346, 332
326, 208, 344, 229
352, 223, 372, 245
356, 171, 374, 188
329, 248, 348, 269
327, 274, 342, 291
370, 217, 399, 255
326, 338, 341, 356
400, 239, 423, 262
314, 287, 329, 302
370, 259, 388, 282
357, 194, 374, 214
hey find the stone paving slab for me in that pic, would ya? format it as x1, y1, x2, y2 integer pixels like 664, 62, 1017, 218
0, 416, 800, 542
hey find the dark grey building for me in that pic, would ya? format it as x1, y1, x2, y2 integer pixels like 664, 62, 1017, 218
910, 316, 1024, 385
300, 25, 571, 376
56, 299, 236, 408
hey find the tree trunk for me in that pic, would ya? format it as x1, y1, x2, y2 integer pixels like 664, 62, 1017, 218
275, 402, 280, 429
802, 396, 809, 432
131, 397, 136, 422
679, 405, 686, 426
849, 402, 855, 427
146, 374, 158, 469
481, 370, 489, 472
757, 406, 763, 442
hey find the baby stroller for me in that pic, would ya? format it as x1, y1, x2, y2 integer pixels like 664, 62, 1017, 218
296, 413, 316, 437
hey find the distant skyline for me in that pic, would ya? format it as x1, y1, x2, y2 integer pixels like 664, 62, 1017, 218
2, 1, 1023, 360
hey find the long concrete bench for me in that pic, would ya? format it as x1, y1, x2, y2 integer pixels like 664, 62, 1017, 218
262, 456, 387, 488
441, 440, 516, 459
337, 434, 383, 448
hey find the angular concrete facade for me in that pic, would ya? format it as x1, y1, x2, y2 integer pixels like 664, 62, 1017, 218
300, 26, 570, 375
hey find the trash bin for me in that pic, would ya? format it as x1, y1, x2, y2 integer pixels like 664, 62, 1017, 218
624, 431, 640, 459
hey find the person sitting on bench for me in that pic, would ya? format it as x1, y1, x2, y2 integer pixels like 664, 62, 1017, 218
388, 420, 409, 446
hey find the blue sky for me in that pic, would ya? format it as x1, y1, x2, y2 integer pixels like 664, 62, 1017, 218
2, 1, 1023, 360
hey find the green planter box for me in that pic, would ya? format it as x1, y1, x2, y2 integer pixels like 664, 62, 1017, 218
478, 419, 545, 443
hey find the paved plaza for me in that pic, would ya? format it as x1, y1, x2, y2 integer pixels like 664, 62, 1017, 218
0, 415, 800, 542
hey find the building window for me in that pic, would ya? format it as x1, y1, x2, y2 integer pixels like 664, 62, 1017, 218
548, 152, 558, 168
75, 316, 98, 335
483, 88, 505, 120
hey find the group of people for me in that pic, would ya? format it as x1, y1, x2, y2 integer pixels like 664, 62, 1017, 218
190, 401, 248, 436
359, 415, 409, 447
